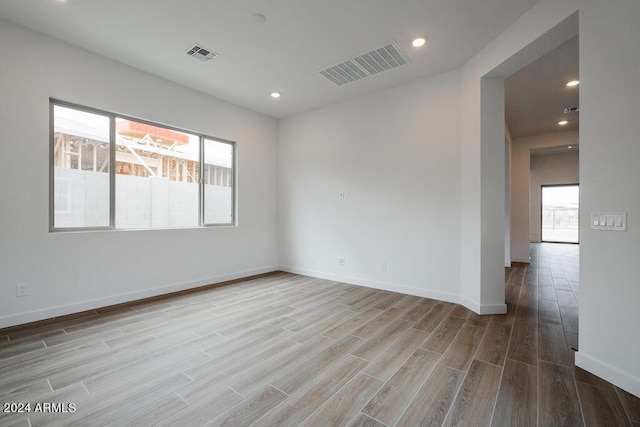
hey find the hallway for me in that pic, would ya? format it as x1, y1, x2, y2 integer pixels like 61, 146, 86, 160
512, 242, 640, 425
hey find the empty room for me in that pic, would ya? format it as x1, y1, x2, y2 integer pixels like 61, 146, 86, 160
1, 0, 639, 426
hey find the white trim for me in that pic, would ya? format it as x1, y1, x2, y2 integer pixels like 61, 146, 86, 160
480, 304, 508, 315
280, 265, 460, 304
512, 256, 532, 263
459, 297, 508, 315
279, 265, 507, 315
0, 266, 278, 329
575, 352, 640, 398
2, 265, 510, 329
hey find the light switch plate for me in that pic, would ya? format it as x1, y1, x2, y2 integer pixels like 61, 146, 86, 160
591, 212, 627, 231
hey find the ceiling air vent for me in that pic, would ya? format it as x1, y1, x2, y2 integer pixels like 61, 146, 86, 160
563, 106, 580, 114
319, 41, 410, 86
185, 44, 218, 62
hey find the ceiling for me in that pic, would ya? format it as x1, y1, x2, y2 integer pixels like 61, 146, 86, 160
0, 0, 541, 119
505, 36, 579, 139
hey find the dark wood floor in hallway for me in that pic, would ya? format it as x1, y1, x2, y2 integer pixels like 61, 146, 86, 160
1, 243, 639, 426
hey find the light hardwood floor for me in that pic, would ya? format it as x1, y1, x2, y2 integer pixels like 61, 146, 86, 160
1, 243, 639, 426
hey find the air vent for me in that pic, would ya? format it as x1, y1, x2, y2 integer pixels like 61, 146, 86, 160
563, 106, 580, 114
319, 41, 410, 86
185, 44, 218, 62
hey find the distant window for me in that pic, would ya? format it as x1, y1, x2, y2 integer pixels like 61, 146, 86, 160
541, 185, 579, 243
50, 100, 235, 231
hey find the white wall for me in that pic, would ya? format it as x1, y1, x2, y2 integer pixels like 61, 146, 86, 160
0, 19, 279, 328
461, 0, 640, 396
529, 150, 579, 242
1, 0, 639, 398
480, 78, 507, 310
459, 0, 580, 314
576, 0, 640, 397
510, 131, 579, 260
505, 126, 512, 267
278, 71, 463, 304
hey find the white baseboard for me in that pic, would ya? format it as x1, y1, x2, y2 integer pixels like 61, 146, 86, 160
512, 256, 532, 263
575, 351, 640, 398
280, 265, 461, 304
458, 298, 508, 315
0, 266, 279, 329
2, 264, 511, 329
279, 265, 507, 315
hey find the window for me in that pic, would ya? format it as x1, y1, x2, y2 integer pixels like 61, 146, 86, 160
51, 105, 111, 228
50, 101, 235, 230
203, 138, 234, 225
541, 184, 579, 243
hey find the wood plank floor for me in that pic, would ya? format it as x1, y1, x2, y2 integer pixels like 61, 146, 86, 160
1, 243, 638, 426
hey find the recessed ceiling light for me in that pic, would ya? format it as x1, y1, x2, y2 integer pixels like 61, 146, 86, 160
558, 120, 569, 126
568, 145, 573, 149
270, 91, 281, 99
412, 36, 427, 48
566, 80, 580, 87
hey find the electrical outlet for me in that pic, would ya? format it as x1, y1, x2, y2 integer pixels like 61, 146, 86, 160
380, 262, 387, 271
337, 257, 345, 265
16, 284, 28, 297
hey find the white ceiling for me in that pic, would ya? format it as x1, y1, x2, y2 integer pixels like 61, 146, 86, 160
506, 36, 579, 139
0, 0, 541, 119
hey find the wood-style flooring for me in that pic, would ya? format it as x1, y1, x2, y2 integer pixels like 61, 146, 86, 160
1, 243, 639, 426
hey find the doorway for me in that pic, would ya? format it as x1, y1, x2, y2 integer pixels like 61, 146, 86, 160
541, 184, 579, 243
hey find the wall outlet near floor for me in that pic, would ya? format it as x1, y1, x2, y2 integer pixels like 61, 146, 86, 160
16, 284, 28, 297
337, 257, 345, 265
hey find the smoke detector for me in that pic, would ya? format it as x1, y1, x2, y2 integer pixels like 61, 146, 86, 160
185, 44, 218, 62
